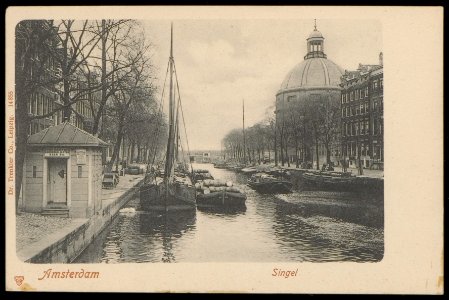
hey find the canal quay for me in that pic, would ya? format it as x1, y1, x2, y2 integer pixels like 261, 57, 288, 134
74, 163, 383, 263
16, 173, 145, 263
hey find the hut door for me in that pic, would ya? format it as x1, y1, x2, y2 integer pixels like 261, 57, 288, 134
49, 159, 67, 204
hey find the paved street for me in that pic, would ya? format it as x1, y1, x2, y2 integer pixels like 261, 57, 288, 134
16, 174, 144, 253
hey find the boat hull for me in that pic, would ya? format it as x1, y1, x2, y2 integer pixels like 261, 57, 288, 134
140, 182, 196, 211
247, 181, 293, 194
301, 172, 356, 192
196, 191, 246, 208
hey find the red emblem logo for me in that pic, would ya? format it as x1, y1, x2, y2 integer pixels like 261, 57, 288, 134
14, 276, 24, 286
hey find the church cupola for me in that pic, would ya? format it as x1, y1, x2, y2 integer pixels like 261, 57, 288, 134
304, 19, 327, 60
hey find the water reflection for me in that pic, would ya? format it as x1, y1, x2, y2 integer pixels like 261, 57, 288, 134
272, 201, 384, 262
273, 192, 384, 228
138, 211, 196, 263
76, 163, 384, 263
197, 206, 247, 216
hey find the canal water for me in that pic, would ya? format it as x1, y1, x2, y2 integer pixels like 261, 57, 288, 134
75, 163, 383, 263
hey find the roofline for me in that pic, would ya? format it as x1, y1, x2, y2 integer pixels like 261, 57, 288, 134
27, 121, 109, 146
27, 143, 109, 148
276, 86, 342, 96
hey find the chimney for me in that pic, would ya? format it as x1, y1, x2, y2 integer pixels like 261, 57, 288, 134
379, 52, 383, 66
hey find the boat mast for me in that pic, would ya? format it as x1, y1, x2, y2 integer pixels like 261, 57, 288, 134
243, 99, 246, 165
164, 23, 175, 193
174, 85, 179, 164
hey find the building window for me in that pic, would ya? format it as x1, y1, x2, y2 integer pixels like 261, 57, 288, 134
31, 94, 37, 115
350, 91, 353, 101
33, 166, 37, 178
360, 104, 364, 114
365, 87, 369, 97
43, 97, 48, 115
355, 90, 359, 100
287, 95, 296, 103
40, 95, 43, 115
373, 80, 378, 89
365, 120, 369, 135
49, 100, 53, 119
380, 78, 383, 88
78, 166, 83, 178
29, 94, 32, 114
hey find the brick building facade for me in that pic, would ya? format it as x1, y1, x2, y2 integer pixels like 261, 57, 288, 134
340, 53, 383, 169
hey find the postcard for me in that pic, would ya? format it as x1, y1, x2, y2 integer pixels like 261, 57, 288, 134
5, 6, 443, 294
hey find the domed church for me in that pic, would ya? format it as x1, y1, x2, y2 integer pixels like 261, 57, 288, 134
275, 21, 344, 168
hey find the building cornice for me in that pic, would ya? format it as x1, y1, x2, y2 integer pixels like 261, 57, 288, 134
276, 85, 342, 96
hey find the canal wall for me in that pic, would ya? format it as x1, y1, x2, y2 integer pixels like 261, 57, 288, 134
18, 177, 144, 263
285, 169, 383, 194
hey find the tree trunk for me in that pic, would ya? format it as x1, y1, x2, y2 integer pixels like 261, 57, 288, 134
315, 134, 320, 170
358, 142, 364, 175
268, 147, 271, 162
274, 125, 278, 166
137, 142, 141, 162
107, 117, 125, 172
92, 20, 107, 135
295, 137, 299, 168
15, 87, 31, 214
285, 139, 290, 167
326, 141, 331, 164
280, 126, 284, 166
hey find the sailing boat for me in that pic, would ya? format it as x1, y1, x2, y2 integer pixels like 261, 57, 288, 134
140, 24, 196, 211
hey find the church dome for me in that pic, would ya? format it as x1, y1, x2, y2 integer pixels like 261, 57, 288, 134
277, 23, 344, 93
308, 29, 323, 39
279, 57, 344, 91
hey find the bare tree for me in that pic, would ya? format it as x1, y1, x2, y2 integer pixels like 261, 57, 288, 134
14, 20, 102, 213
106, 36, 153, 172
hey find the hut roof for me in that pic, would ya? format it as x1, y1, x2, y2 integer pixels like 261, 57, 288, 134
27, 122, 109, 147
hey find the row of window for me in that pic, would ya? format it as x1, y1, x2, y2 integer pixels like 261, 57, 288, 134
341, 86, 369, 103
341, 102, 370, 117
33, 165, 85, 179
342, 118, 382, 137
342, 98, 383, 117
373, 78, 383, 90
75, 101, 92, 118
344, 142, 370, 157
309, 43, 323, 52
29, 95, 93, 119
341, 77, 383, 104
343, 143, 383, 159
29, 93, 56, 117
342, 120, 370, 137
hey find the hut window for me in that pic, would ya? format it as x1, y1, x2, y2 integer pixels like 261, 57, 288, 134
78, 166, 83, 178
33, 166, 37, 178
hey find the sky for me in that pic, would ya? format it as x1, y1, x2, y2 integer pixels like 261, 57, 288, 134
142, 19, 382, 151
